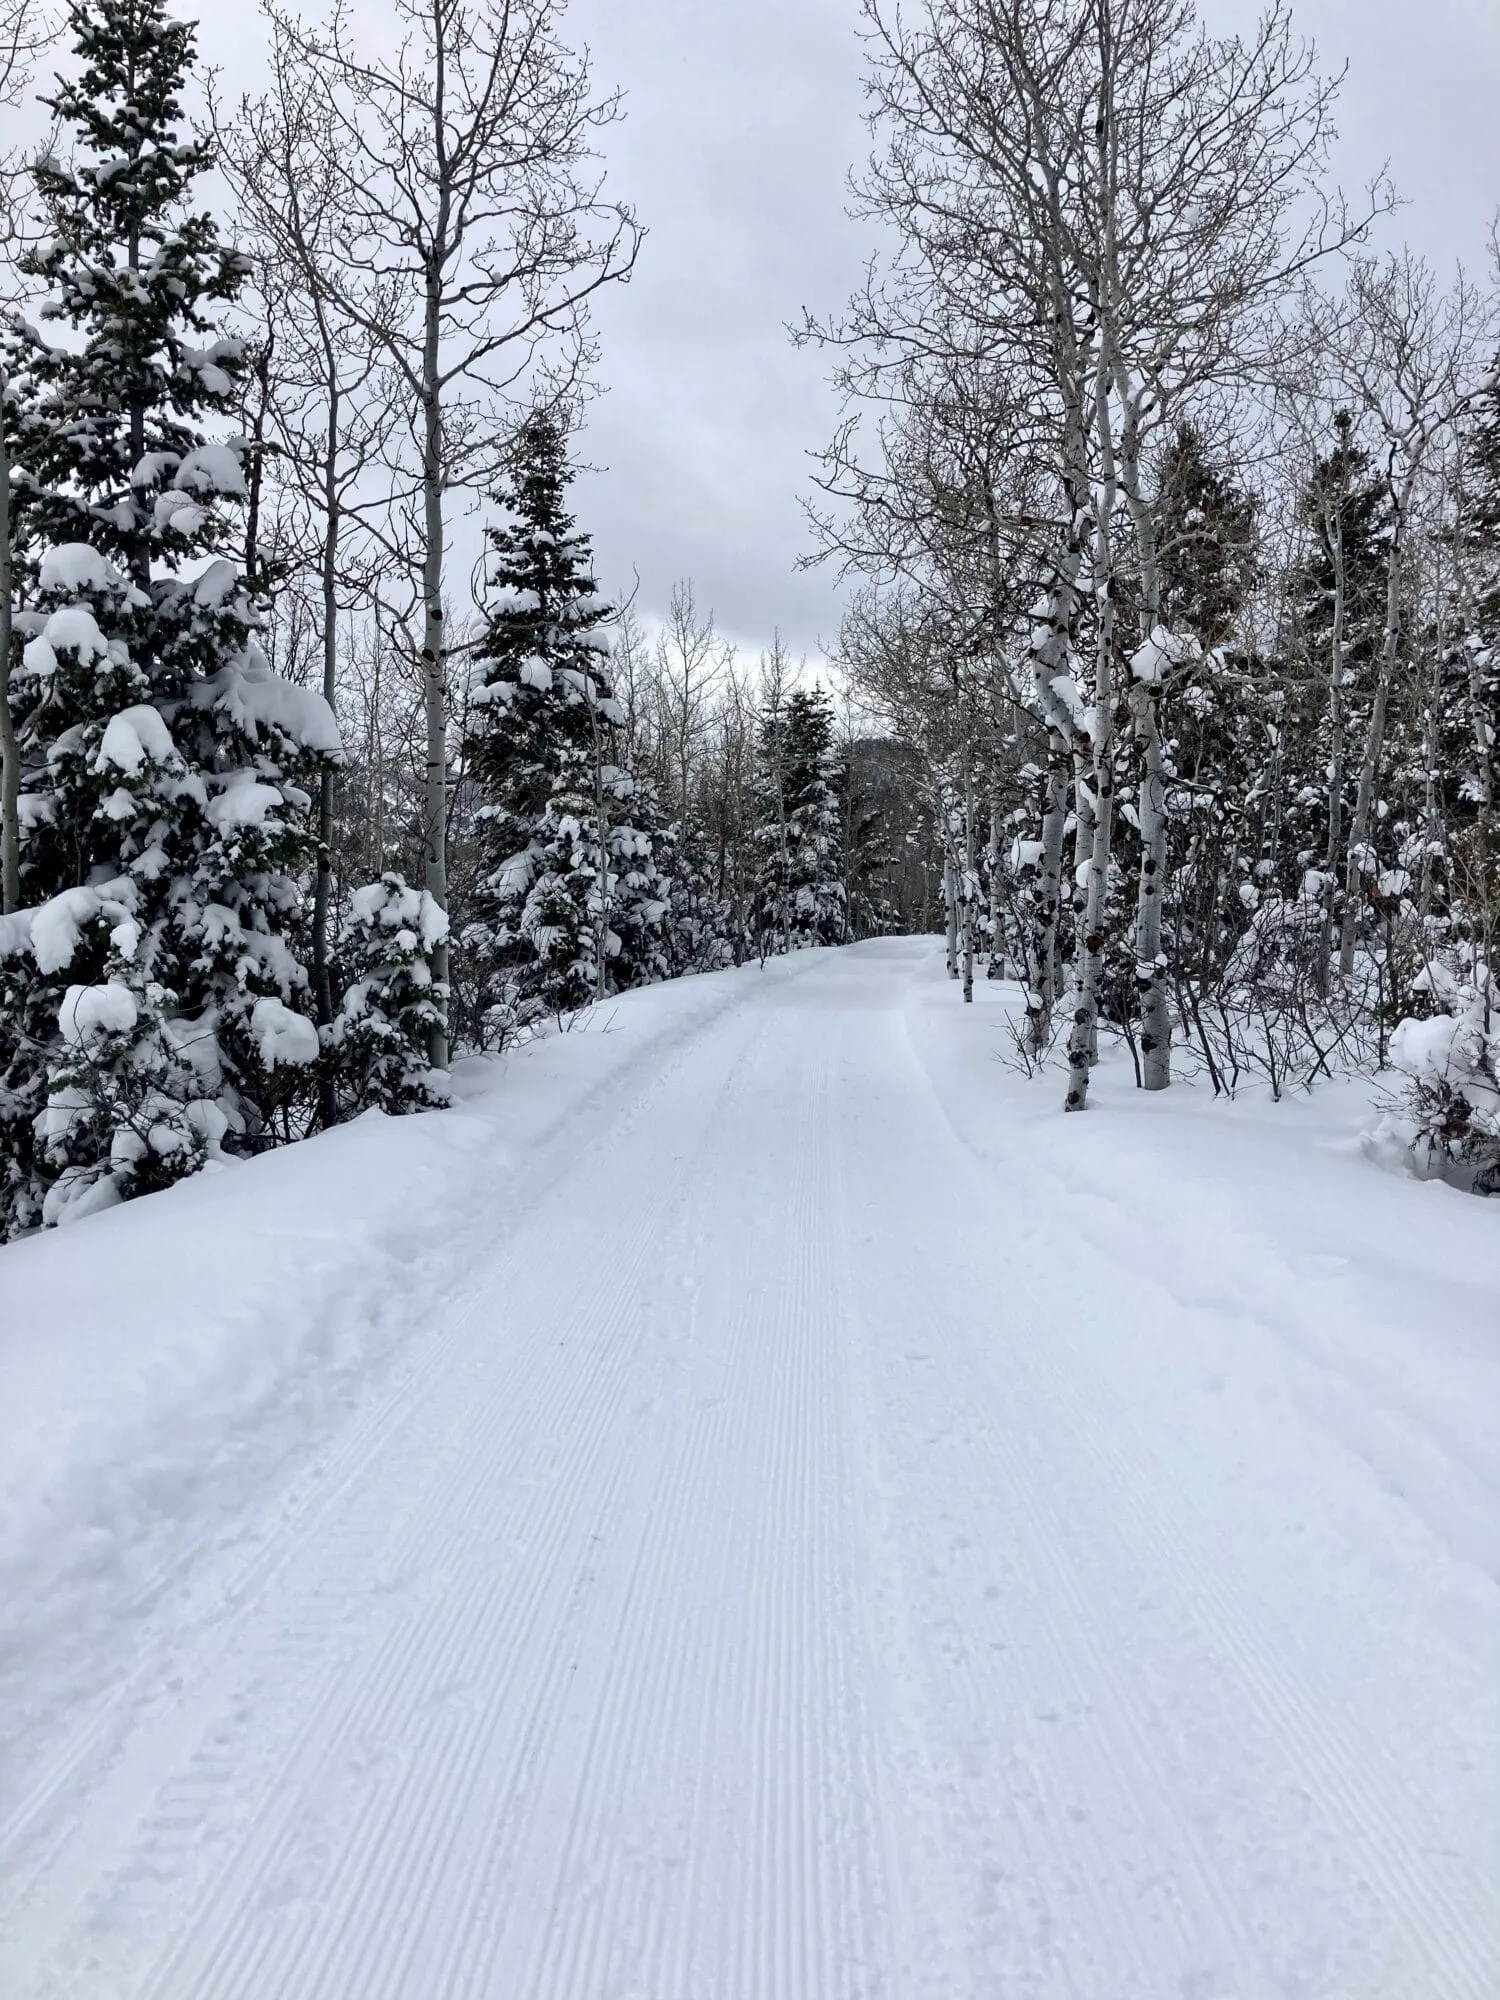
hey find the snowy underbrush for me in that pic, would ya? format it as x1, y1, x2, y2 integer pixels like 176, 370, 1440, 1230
910, 957, 1500, 1580
1371, 963, 1500, 1196
0, 958, 760, 1766
1001, 927, 1499, 1196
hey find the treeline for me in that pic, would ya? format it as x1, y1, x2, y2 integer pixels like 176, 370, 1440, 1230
804, 0, 1499, 1192
0, 0, 908, 1239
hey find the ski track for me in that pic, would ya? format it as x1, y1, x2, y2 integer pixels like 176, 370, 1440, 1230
3, 940, 1496, 1999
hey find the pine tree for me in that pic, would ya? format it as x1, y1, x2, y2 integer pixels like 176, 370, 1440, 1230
0, 0, 338, 1233
1295, 414, 1389, 673
752, 685, 848, 955
1155, 423, 1258, 648
839, 735, 898, 940
329, 873, 451, 1115
464, 412, 670, 1030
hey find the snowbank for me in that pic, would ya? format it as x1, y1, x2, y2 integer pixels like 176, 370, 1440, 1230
0, 961, 761, 1766
904, 967, 1500, 1594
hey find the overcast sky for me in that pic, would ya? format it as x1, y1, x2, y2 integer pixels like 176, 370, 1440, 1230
190, 0, 1500, 661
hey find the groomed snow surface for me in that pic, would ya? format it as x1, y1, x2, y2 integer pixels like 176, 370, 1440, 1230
1, 940, 1496, 1999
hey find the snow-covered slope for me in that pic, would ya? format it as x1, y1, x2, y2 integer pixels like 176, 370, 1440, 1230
2, 940, 1496, 1998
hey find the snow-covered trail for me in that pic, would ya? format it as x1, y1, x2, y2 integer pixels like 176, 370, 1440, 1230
3, 941, 1496, 1999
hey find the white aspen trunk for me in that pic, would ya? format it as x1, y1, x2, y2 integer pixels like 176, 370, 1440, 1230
1465, 632, 1494, 811
1038, 738, 1069, 1006
1022, 483, 1090, 1054
1318, 491, 1348, 997
312, 364, 341, 1124
1120, 412, 1176, 1088
943, 851, 959, 977
590, 682, 610, 1003
1131, 684, 1170, 1085
1064, 637, 1116, 1108
1419, 633, 1444, 922
788, 780, 800, 960
0, 385, 19, 914
419, 264, 450, 1069
961, 745, 976, 1003
1338, 506, 1406, 980
1064, 317, 1121, 1114
1119, 439, 1171, 1090
987, 798, 1002, 978
369, 625, 385, 874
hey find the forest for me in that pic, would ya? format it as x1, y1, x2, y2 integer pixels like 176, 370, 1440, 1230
0, 0, 1497, 1240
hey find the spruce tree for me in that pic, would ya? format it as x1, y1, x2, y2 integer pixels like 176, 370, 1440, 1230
840, 743, 897, 940
464, 413, 670, 1030
0, 0, 338, 1233
752, 685, 848, 956
329, 874, 451, 1115
1155, 423, 1258, 648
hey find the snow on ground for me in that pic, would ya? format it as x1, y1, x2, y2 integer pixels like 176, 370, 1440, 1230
1, 939, 1496, 1999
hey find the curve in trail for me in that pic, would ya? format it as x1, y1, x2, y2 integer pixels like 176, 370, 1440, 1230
2, 940, 1494, 2000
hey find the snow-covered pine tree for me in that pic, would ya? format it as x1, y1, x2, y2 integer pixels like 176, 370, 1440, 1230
1155, 422, 1259, 650
328, 873, 450, 1115
0, 0, 339, 1233
464, 412, 670, 1032
839, 738, 897, 940
751, 684, 848, 956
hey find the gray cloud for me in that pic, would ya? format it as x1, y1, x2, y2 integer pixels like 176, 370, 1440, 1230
189, 0, 1499, 658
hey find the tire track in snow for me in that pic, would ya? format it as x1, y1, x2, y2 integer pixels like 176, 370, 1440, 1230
147, 1009, 771, 2000
844, 981, 1495, 1998
0, 966, 765, 1912
831, 1007, 1248, 1998
6, 942, 1491, 1998
6, 1002, 770, 1999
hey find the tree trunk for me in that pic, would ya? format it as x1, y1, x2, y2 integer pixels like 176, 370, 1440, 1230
944, 851, 958, 977
961, 744, 976, 1002
1038, 733, 1068, 1001
1065, 334, 1120, 1113
1318, 493, 1348, 996
0, 390, 19, 914
1338, 514, 1404, 980
420, 271, 450, 1069
591, 684, 610, 1003
986, 799, 1002, 978
1020, 481, 1089, 1054
1119, 420, 1171, 1090
1465, 634, 1494, 812
1131, 682, 1170, 1087
312, 370, 341, 1126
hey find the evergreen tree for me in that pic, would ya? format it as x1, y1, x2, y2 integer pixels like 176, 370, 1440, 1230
464, 413, 670, 1030
329, 873, 450, 1115
1295, 413, 1389, 671
1155, 423, 1258, 647
751, 685, 847, 955
0, 0, 338, 1233
840, 740, 898, 940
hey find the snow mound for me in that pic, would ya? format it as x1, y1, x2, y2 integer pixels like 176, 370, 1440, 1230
95, 704, 177, 775
38, 544, 119, 593
250, 996, 319, 1068
59, 980, 138, 1049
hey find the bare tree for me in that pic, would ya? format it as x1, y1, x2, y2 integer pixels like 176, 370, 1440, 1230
1316, 255, 1496, 979
215, 70, 406, 1112
653, 580, 728, 828
257, 0, 641, 1065
806, 0, 1381, 1107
